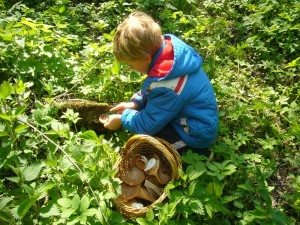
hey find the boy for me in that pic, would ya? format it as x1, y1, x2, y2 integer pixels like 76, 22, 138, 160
102, 11, 218, 155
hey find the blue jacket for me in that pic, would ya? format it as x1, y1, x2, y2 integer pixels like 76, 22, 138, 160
121, 34, 218, 149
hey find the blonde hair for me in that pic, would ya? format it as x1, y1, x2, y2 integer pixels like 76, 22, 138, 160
113, 11, 163, 61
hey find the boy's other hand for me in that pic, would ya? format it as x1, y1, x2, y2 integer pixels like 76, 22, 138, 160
110, 102, 138, 114
103, 114, 122, 130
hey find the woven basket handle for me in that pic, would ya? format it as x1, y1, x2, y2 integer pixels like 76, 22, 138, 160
121, 134, 146, 156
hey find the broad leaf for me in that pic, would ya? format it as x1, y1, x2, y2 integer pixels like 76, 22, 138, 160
22, 162, 44, 181
0, 81, 12, 100
80, 130, 99, 143
57, 198, 72, 208
80, 195, 90, 213
71, 195, 80, 210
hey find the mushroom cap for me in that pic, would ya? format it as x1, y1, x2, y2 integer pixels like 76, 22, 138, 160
136, 187, 156, 203
98, 114, 109, 124
144, 158, 157, 171
146, 156, 171, 185
118, 182, 140, 202
131, 154, 147, 170
119, 166, 146, 186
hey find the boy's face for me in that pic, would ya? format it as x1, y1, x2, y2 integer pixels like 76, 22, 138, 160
121, 55, 151, 74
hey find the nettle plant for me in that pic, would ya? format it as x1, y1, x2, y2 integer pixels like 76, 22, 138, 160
0, 80, 125, 224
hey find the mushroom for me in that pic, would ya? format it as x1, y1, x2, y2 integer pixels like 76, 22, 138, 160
118, 182, 156, 203
119, 165, 145, 186
123, 199, 144, 208
136, 187, 156, 203
118, 183, 139, 202
145, 156, 171, 185
98, 114, 110, 124
131, 154, 148, 170
144, 176, 164, 199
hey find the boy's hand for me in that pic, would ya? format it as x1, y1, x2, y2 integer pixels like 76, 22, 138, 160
103, 114, 122, 130
110, 102, 138, 114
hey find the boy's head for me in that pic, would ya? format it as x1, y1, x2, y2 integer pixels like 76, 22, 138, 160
113, 11, 163, 67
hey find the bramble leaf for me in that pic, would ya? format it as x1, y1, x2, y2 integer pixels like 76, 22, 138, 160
22, 162, 44, 181
189, 199, 204, 215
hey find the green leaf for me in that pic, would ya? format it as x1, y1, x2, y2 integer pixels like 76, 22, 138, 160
67, 216, 80, 225
57, 198, 72, 208
79, 213, 87, 224
111, 59, 120, 75
0, 114, 11, 121
187, 180, 198, 196
33, 109, 53, 125
5, 177, 19, 183
0, 81, 12, 100
0, 197, 14, 210
136, 218, 149, 225
270, 208, 291, 225
206, 182, 214, 195
17, 198, 37, 219
59, 5, 66, 13
40, 204, 60, 218
35, 182, 57, 199
14, 80, 27, 94
146, 209, 154, 220
14, 124, 29, 133
206, 162, 220, 173
80, 195, 90, 213
221, 195, 239, 204
15, 37, 25, 48
187, 163, 206, 181
205, 204, 213, 218
71, 195, 80, 210
213, 181, 225, 197
189, 199, 204, 215
233, 200, 244, 209
84, 208, 97, 216
0, 131, 9, 137
14, 106, 27, 117
222, 164, 237, 176
285, 57, 300, 68
0, 209, 14, 223
61, 208, 75, 218
51, 120, 69, 133
80, 130, 99, 143
20, 18, 37, 29
22, 162, 44, 181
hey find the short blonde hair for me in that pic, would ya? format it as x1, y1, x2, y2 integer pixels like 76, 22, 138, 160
113, 11, 163, 61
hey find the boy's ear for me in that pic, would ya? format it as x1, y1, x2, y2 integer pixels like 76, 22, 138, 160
144, 54, 152, 63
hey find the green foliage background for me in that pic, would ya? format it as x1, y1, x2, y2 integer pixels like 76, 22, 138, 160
0, 0, 299, 224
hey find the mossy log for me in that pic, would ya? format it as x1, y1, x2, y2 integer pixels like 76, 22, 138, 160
55, 99, 112, 134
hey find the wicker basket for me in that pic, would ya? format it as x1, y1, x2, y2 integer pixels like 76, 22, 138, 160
112, 134, 182, 218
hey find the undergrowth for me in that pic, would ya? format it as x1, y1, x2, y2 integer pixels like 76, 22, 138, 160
0, 0, 299, 224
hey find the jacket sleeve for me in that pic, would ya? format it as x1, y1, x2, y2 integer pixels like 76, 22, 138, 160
129, 90, 144, 111
121, 86, 186, 135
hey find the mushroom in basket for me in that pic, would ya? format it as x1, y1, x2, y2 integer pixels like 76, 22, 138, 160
118, 182, 156, 203
145, 155, 171, 185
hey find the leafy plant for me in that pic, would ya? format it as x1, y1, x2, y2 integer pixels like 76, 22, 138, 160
0, 0, 299, 224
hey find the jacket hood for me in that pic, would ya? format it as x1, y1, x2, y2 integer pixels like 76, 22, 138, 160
148, 34, 203, 81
